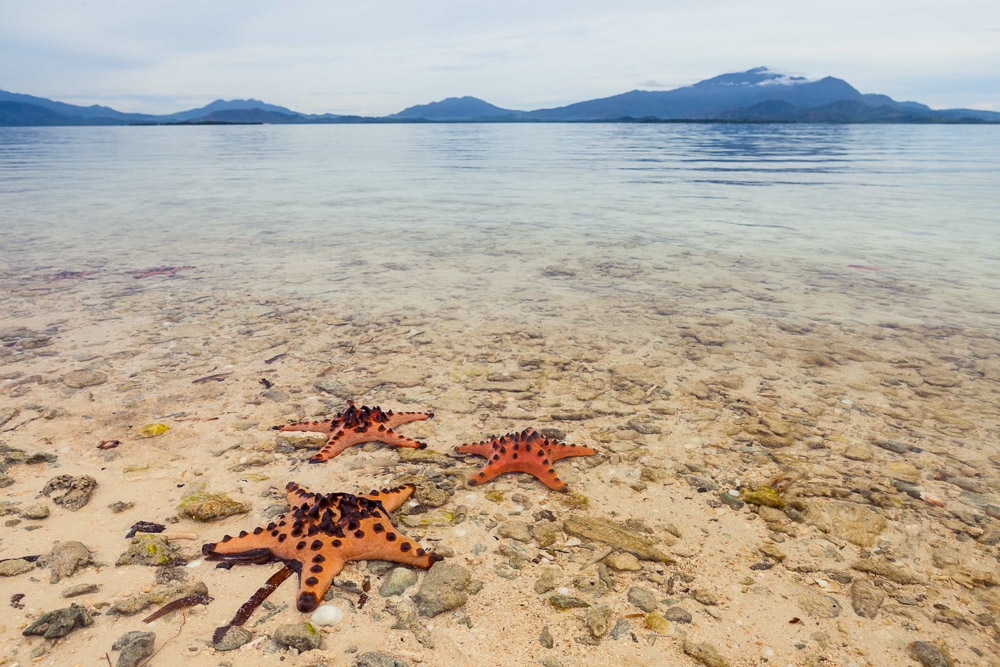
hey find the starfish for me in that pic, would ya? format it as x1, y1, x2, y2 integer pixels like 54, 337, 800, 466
274, 401, 433, 462
129, 265, 195, 279
202, 482, 442, 613
457, 427, 597, 492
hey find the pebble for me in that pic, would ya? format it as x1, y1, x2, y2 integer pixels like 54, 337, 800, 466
354, 651, 410, 667
534, 566, 562, 594
19, 503, 50, 519
310, 604, 344, 626
498, 519, 533, 543
627, 586, 659, 612
692, 588, 719, 606
414, 562, 472, 617
213, 626, 253, 651
40, 474, 97, 511
379, 567, 419, 597
664, 606, 693, 624
683, 640, 730, 667
0, 558, 35, 576
22, 603, 93, 639
43, 540, 93, 582
909, 641, 954, 667
540, 625, 554, 648
177, 492, 249, 522
273, 622, 321, 652
112, 631, 155, 667
62, 582, 100, 598
547, 593, 590, 609
116, 535, 183, 566
562, 516, 675, 563
62, 369, 107, 388
604, 551, 641, 571
850, 579, 885, 619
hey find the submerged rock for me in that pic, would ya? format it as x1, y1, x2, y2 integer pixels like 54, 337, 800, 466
112, 631, 155, 667
213, 625, 252, 651
22, 603, 93, 639
42, 540, 93, 582
62, 369, 107, 388
177, 492, 249, 522
116, 535, 183, 567
803, 498, 887, 547
41, 474, 97, 511
562, 516, 675, 563
414, 562, 472, 617
273, 622, 320, 652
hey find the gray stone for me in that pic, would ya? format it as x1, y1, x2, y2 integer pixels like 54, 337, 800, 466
62, 369, 107, 388
379, 567, 418, 597
355, 652, 410, 667
547, 593, 590, 609
683, 640, 730, 667
850, 579, 885, 619
627, 586, 659, 612
113, 631, 155, 667
106, 581, 208, 616
22, 604, 93, 639
213, 626, 253, 651
664, 606, 693, 623
20, 503, 49, 520
414, 562, 472, 617
499, 519, 532, 543
609, 619, 630, 640
41, 474, 98, 511
0, 558, 35, 576
115, 535, 182, 567
909, 641, 954, 667
719, 491, 744, 510
534, 566, 561, 594
273, 622, 321, 652
604, 551, 641, 571
62, 583, 100, 598
43, 541, 92, 582
797, 587, 842, 619
540, 625, 554, 648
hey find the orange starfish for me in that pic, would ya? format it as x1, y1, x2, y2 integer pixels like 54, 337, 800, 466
457, 428, 597, 492
129, 265, 194, 279
274, 401, 433, 462
202, 482, 442, 613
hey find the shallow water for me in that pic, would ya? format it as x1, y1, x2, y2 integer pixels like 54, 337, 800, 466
2, 123, 999, 328
2, 124, 1000, 666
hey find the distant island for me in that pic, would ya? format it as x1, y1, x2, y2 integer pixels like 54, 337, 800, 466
2, 67, 997, 126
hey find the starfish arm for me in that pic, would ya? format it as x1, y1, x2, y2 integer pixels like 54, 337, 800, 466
308, 429, 360, 462
384, 410, 434, 429
275, 419, 336, 435
359, 484, 415, 512
372, 427, 427, 450
457, 441, 496, 458
285, 482, 321, 511
294, 542, 345, 612
467, 459, 568, 492
202, 526, 277, 560
338, 515, 441, 569
545, 442, 598, 462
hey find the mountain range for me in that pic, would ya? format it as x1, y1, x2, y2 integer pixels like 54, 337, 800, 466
2, 67, 997, 125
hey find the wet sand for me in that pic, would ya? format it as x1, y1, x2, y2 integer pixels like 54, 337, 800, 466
2, 234, 1000, 667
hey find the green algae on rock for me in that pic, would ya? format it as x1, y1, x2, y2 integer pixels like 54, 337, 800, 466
739, 486, 784, 508
22, 603, 93, 639
177, 491, 249, 522
116, 534, 183, 567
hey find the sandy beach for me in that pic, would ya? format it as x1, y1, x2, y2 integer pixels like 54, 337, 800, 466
2, 228, 999, 667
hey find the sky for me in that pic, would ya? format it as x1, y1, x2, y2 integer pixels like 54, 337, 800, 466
1, 0, 998, 115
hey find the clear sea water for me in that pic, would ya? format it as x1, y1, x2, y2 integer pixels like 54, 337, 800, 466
2, 123, 999, 328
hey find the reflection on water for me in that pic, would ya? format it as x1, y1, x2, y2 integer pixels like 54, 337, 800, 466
0, 123, 998, 328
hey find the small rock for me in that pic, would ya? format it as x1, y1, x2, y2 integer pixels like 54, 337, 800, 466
106, 581, 208, 616
562, 516, 675, 563
273, 622, 321, 652
692, 588, 719, 606
414, 562, 472, 617
604, 551, 641, 571
379, 567, 418, 597
758, 544, 786, 562
0, 558, 35, 576
851, 559, 923, 585
41, 474, 97, 511
355, 651, 410, 667
42, 540, 92, 582
719, 491, 744, 510
22, 603, 93, 639
909, 641, 954, 667
534, 566, 562, 594
547, 593, 590, 610
664, 606, 693, 623
62, 369, 107, 388
842, 443, 874, 461
116, 535, 183, 567
683, 640, 730, 667
609, 619, 630, 640
804, 499, 887, 547
850, 579, 885, 619
627, 586, 659, 612
531, 521, 562, 547
109, 501, 135, 513
177, 492, 249, 522
540, 625, 554, 648
213, 626, 252, 651
113, 631, 155, 667
797, 587, 842, 619
740, 486, 784, 508
20, 503, 49, 520
499, 520, 532, 543
62, 583, 100, 598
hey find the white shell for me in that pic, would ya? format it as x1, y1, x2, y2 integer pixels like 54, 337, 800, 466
310, 604, 344, 626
